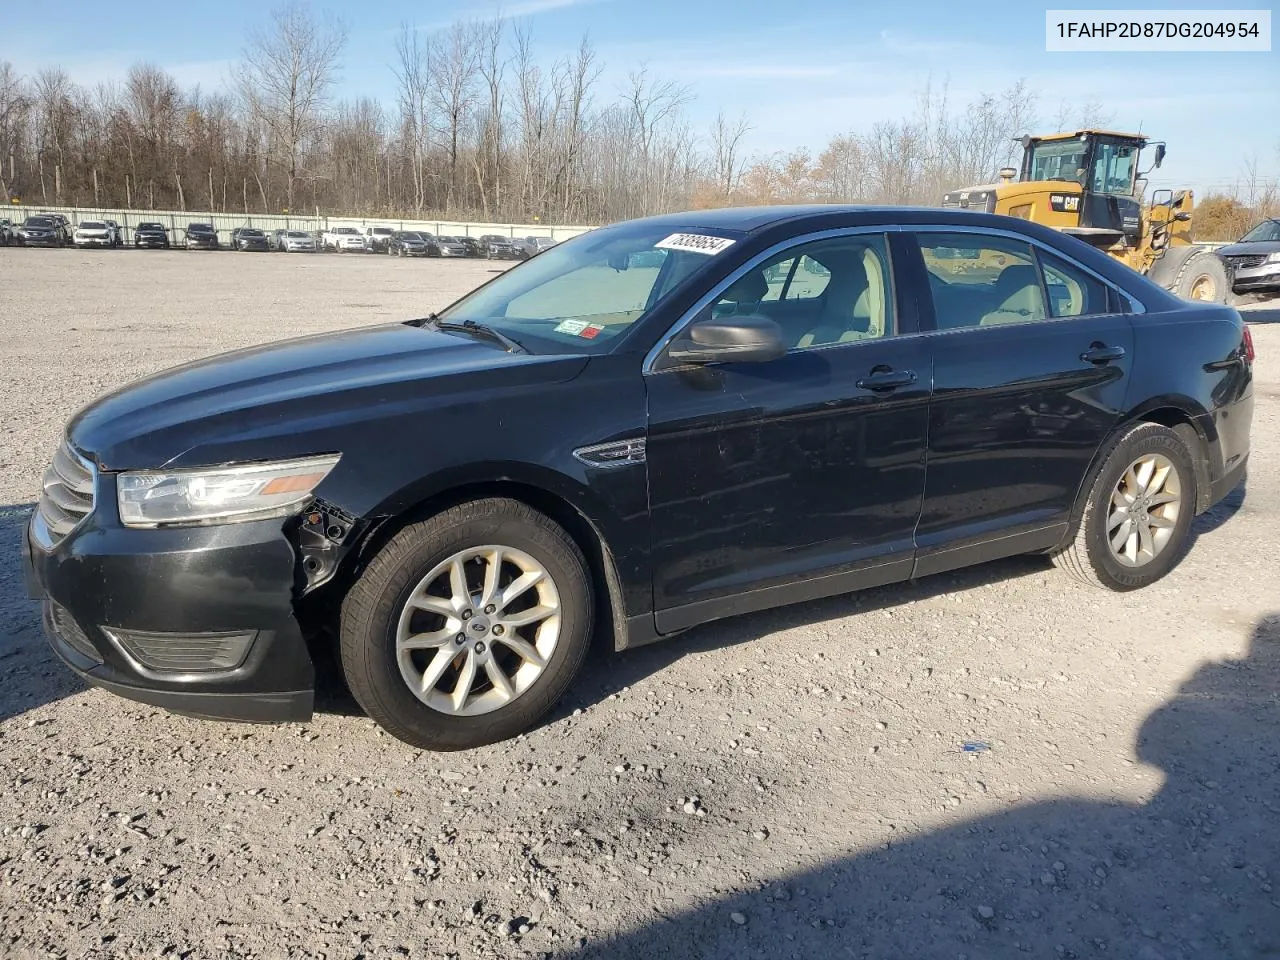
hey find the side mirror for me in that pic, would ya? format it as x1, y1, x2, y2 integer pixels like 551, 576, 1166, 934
1154, 144, 1166, 168
667, 316, 786, 365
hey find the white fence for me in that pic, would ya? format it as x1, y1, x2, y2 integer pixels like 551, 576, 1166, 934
1, 203, 594, 244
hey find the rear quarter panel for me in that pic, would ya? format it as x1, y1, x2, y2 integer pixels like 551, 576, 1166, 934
1127, 304, 1253, 484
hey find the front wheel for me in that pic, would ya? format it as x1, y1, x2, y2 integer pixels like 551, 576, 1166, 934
340, 498, 593, 750
1051, 422, 1197, 590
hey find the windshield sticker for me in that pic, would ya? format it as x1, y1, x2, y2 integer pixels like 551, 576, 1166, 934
655, 233, 736, 255
554, 318, 605, 339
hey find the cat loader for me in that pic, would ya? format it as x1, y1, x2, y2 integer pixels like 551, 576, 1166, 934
943, 130, 1232, 303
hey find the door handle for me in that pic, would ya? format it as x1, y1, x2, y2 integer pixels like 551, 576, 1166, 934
856, 368, 917, 392
1081, 343, 1126, 364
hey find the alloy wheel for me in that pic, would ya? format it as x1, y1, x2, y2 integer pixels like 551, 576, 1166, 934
395, 545, 561, 716
1106, 453, 1182, 567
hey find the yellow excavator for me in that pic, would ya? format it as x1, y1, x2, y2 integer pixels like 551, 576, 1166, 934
942, 130, 1232, 303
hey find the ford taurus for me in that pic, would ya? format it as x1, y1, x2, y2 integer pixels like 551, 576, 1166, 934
26, 206, 1254, 750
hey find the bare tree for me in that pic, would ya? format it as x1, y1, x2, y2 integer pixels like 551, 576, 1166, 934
430, 21, 479, 211
393, 23, 433, 214
709, 111, 750, 199
238, 1, 346, 212
0, 61, 30, 199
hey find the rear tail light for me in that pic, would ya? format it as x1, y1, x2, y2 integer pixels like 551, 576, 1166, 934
1242, 324, 1255, 365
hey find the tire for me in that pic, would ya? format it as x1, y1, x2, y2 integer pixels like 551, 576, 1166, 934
1174, 251, 1231, 304
1051, 422, 1197, 591
340, 498, 594, 750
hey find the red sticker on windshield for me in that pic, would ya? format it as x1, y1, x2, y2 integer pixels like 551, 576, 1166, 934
580, 325, 602, 339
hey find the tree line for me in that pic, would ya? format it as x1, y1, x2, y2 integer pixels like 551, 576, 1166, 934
0, 2, 1267, 227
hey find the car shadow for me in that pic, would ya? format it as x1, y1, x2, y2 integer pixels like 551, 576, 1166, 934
313, 475, 1252, 723
0, 504, 88, 723
1240, 302, 1280, 324
552, 613, 1280, 960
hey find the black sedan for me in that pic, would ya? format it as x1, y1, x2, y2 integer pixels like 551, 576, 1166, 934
388, 231, 430, 257
26, 206, 1254, 751
183, 223, 219, 250
133, 222, 170, 249
1216, 218, 1280, 295
230, 228, 270, 252
15, 216, 70, 247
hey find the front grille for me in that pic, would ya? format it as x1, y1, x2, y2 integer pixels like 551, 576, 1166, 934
37, 440, 95, 544
45, 601, 103, 664
1228, 254, 1267, 269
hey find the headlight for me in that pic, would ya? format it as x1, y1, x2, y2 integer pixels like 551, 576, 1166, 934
117, 454, 340, 528
1265, 252, 1280, 265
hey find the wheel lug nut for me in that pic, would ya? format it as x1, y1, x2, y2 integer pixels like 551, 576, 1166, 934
455, 634, 465, 645
484, 604, 496, 615
475, 641, 486, 654
461, 609, 473, 620
492, 624, 505, 636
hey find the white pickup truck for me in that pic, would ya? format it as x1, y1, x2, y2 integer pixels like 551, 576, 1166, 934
322, 226, 366, 253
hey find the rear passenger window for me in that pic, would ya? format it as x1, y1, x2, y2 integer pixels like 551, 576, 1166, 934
918, 233, 1045, 329
1039, 252, 1109, 317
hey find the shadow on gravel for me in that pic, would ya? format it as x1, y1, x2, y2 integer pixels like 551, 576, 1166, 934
556, 614, 1280, 960
560, 554, 1047, 719
0, 504, 87, 723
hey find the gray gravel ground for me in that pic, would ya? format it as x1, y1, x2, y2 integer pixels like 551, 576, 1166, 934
1, 247, 1277, 960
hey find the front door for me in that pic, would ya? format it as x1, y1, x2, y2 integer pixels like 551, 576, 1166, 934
644, 231, 932, 633
908, 229, 1134, 574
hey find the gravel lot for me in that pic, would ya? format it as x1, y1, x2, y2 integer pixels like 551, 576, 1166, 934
1, 247, 1277, 960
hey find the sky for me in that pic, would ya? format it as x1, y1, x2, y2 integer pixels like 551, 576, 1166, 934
4, 0, 1278, 197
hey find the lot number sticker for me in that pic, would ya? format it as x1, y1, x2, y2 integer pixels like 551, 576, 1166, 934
655, 233, 736, 255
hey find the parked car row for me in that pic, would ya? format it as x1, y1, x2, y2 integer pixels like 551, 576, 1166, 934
1, 215, 565, 260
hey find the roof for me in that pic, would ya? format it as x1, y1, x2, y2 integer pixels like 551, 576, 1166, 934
621, 204, 983, 233
1033, 130, 1148, 143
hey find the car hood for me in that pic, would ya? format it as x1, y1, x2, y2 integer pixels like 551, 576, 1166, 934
68, 323, 589, 471
1217, 240, 1280, 257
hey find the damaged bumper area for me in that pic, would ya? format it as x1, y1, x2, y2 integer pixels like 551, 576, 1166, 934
22, 483, 353, 723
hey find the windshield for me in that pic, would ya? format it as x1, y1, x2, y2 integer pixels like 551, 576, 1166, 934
1241, 219, 1280, 242
138, 223, 163, 230
397, 232, 422, 241
25, 218, 53, 227
79, 221, 105, 229
438, 221, 728, 354
371, 228, 392, 235
334, 227, 357, 235
1028, 139, 1088, 184
189, 224, 213, 231
287, 231, 309, 238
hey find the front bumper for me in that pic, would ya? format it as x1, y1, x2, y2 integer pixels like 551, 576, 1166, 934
285, 243, 317, 252
135, 238, 168, 248
75, 236, 112, 247
24, 484, 315, 724
1232, 263, 1280, 293
19, 235, 60, 246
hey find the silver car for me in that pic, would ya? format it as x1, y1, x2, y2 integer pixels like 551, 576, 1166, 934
73, 220, 115, 248
1217, 218, 1280, 296
430, 236, 469, 257
281, 230, 317, 253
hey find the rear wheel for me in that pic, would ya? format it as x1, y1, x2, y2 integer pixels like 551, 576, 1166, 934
1051, 422, 1197, 590
340, 498, 593, 750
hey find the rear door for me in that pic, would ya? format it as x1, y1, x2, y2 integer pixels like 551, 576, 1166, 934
906, 228, 1134, 575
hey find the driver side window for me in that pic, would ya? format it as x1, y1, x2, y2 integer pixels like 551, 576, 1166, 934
708, 234, 894, 351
